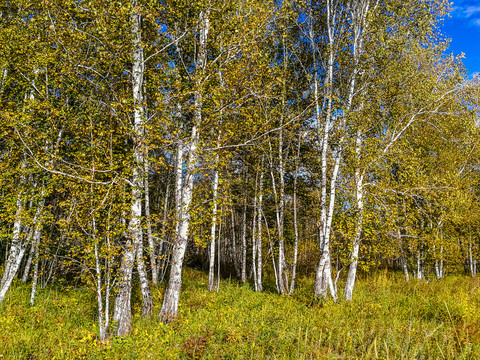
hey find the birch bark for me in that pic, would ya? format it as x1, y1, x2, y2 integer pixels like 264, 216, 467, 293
0, 67, 47, 304
344, 131, 364, 300
159, 9, 209, 323
255, 167, 264, 292
144, 156, 158, 285
313, 0, 337, 299
208, 154, 220, 291
113, 1, 152, 336
289, 139, 301, 295
241, 195, 247, 283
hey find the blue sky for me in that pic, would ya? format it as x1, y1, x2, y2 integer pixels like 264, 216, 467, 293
442, 0, 480, 77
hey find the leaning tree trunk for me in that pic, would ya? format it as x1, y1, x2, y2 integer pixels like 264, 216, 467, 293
0, 198, 26, 305
159, 123, 200, 323
1, 191, 25, 290
159, 9, 209, 323
21, 237, 36, 283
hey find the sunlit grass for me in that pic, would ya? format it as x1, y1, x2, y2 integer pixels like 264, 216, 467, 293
1, 269, 480, 359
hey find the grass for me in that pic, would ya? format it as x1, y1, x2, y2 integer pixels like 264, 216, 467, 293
1, 269, 480, 359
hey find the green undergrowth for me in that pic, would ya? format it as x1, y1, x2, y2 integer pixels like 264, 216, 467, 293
1, 270, 480, 359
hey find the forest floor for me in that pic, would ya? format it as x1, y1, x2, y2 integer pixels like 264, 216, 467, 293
1, 269, 480, 359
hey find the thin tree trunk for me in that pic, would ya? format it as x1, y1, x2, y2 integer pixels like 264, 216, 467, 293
269, 148, 286, 295
344, 132, 365, 300
469, 238, 476, 278
397, 229, 410, 281
2, 71, 41, 292
256, 166, 264, 292
3, 72, 41, 292
29, 232, 40, 306
136, 237, 153, 316
208, 155, 220, 291
216, 212, 222, 292
0, 66, 7, 96
1, 165, 27, 289
144, 156, 158, 285
263, 209, 279, 292
289, 140, 300, 295
252, 173, 258, 290
417, 249, 423, 280
157, 181, 170, 281
93, 217, 107, 341
1, 190, 45, 306
230, 206, 240, 278
277, 37, 287, 295
21, 238, 35, 283
241, 196, 247, 283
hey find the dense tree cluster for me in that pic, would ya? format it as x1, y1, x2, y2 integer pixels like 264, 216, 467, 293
1, 0, 479, 339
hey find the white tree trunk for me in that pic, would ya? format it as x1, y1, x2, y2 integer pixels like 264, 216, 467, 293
1, 196, 44, 306
144, 156, 158, 286
3, 74, 40, 292
252, 175, 258, 289
314, 152, 341, 300
434, 243, 444, 280
340, 0, 373, 300
289, 140, 300, 295
230, 206, 241, 278
93, 218, 107, 341
21, 237, 35, 283
241, 197, 247, 283
113, 2, 152, 336
469, 239, 476, 278
208, 156, 220, 291
157, 182, 170, 282
417, 249, 423, 280
0, 66, 7, 96
160, 9, 209, 323
160, 127, 199, 322
136, 236, 153, 316
255, 168, 264, 292
29, 231, 41, 306
0, 175, 45, 305
313, 0, 337, 299
344, 132, 365, 300
1, 167, 26, 290
275, 136, 287, 294
403, 258, 410, 281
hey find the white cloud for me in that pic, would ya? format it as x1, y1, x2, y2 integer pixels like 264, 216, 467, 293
450, 2, 480, 28
462, 6, 480, 17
